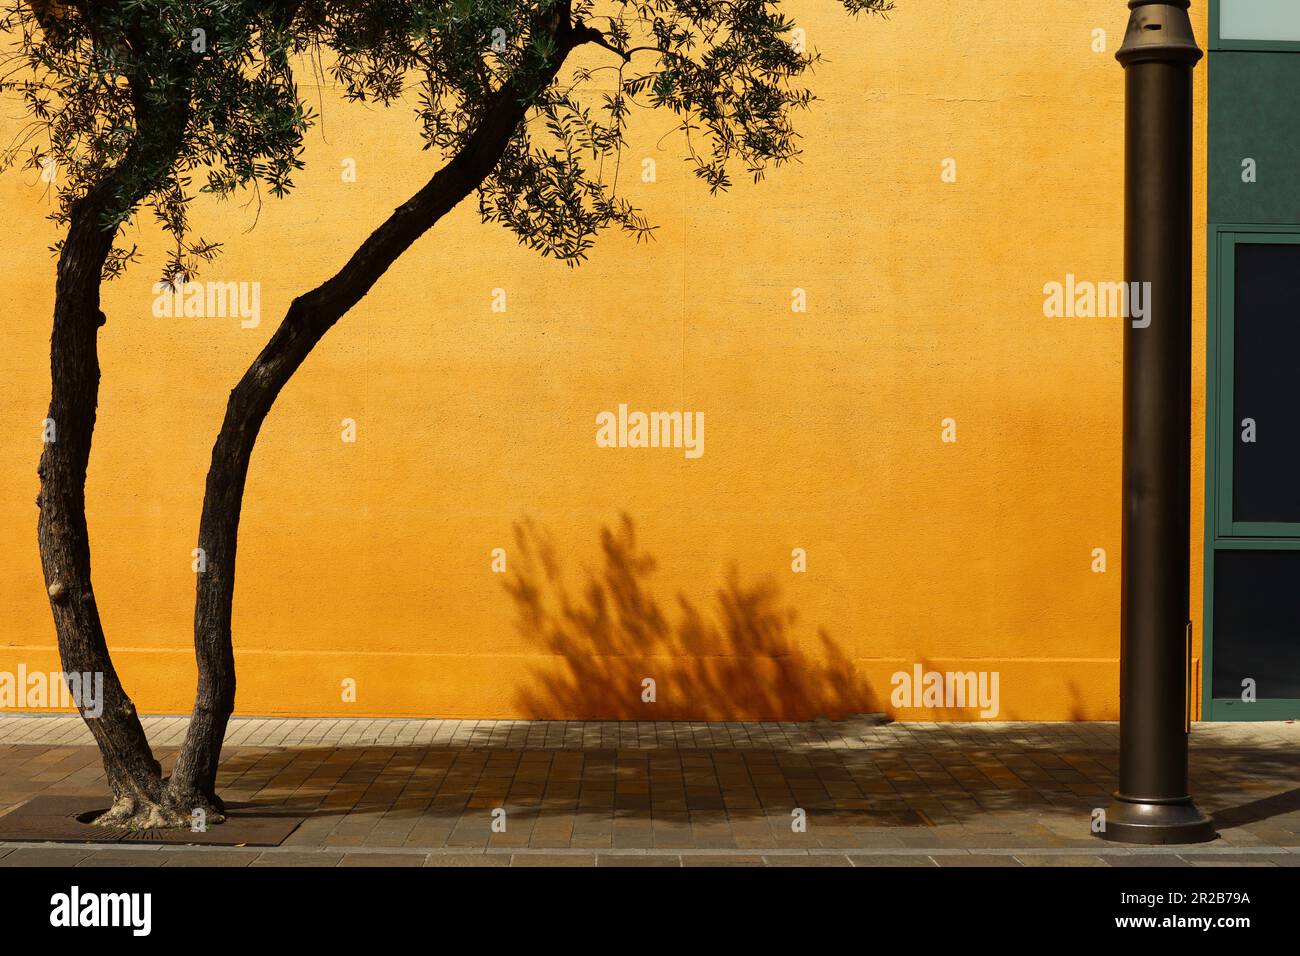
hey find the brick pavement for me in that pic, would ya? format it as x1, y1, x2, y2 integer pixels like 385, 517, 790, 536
0, 717, 1297, 866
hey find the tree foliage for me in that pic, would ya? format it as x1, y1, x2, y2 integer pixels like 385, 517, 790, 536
3, 0, 892, 276
2, 1, 314, 280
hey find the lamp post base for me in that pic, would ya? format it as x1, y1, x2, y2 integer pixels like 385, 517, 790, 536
1097, 794, 1217, 845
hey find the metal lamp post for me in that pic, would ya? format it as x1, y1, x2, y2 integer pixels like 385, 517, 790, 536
1100, 0, 1215, 845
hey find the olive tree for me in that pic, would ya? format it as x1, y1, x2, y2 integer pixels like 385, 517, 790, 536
7, 0, 317, 826
5, 0, 892, 827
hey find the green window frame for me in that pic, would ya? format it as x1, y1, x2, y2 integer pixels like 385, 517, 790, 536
1211, 0, 1300, 53
1210, 229, 1300, 538
1203, 224, 1300, 720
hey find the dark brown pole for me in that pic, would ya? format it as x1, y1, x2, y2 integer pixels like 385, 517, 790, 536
1101, 0, 1214, 845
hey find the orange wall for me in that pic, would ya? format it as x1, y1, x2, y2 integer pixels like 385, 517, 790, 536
0, 1, 1211, 721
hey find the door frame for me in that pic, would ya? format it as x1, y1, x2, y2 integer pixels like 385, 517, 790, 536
1202, 223, 1300, 720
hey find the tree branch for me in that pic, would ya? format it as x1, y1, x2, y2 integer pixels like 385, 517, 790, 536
170, 3, 606, 803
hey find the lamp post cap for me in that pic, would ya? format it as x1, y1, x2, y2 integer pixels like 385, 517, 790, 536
1116, 1, 1203, 67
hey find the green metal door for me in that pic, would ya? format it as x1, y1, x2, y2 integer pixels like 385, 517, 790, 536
1204, 3, 1300, 719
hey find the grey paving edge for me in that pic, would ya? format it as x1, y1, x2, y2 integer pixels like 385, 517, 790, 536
3, 841, 1297, 858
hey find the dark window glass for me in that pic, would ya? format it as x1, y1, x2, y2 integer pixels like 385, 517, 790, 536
1212, 549, 1300, 699
1232, 243, 1300, 523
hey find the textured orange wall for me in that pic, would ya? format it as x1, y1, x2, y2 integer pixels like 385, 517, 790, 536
0, 1, 1210, 721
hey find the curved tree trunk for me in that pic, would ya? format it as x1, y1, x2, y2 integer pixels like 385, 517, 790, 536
36, 66, 194, 824
38, 183, 168, 823
168, 17, 592, 809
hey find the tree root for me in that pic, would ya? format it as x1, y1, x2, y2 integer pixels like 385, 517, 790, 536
91, 790, 227, 831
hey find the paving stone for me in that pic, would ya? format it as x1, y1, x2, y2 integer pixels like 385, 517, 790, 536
932, 854, 1025, 867
1103, 854, 1193, 867
338, 852, 428, 867
0, 718, 1297, 865
159, 849, 258, 867
510, 853, 595, 866
424, 853, 510, 867
1015, 854, 1110, 867
0, 846, 93, 867
1179, 854, 1280, 867
76, 850, 168, 867
681, 854, 766, 866
250, 851, 343, 867
597, 854, 682, 866
846, 854, 939, 866
764, 853, 852, 866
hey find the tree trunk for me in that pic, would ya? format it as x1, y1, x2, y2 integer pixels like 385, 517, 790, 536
36, 77, 195, 825
37, 185, 174, 826
169, 17, 590, 809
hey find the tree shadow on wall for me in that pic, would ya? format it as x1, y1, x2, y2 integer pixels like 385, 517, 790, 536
503, 514, 879, 720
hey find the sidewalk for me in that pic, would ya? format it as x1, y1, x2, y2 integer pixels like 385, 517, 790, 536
1, 716, 1297, 867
